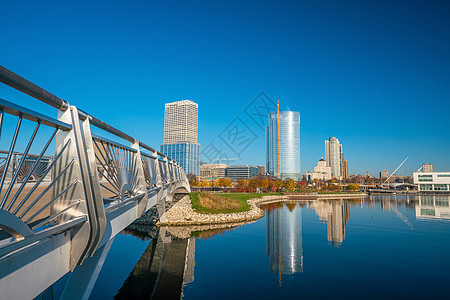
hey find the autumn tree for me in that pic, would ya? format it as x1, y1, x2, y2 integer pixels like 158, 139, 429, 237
346, 183, 360, 191
201, 180, 210, 187
191, 180, 201, 187
285, 179, 296, 192
274, 180, 283, 189
217, 177, 232, 187
236, 178, 249, 189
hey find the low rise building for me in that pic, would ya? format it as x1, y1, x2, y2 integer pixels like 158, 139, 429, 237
257, 165, 265, 175
200, 163, 228, 179
226, 165, 258, 180
307, 157, 331, 181
413, 172, 450, 192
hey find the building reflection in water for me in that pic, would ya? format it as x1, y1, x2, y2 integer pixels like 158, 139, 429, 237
416, 195, 450, 220
115, 227, 195, 299
309, 200, 349, 247
266, 203, 303, 277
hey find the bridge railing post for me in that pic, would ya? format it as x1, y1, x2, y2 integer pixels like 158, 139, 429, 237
53, 105, 106, 267
131, 140, 148, 217
153, 150, 162, 188
53, 106, 90, 268
76, 107, 107, 257
154, 153, 167, 223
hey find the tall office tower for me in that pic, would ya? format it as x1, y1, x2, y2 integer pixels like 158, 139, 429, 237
342, 158, 348, 180
325, 137, 345, 180
164, 100, 198, 144
265, 111, 301, 180
160, 100, 200, 175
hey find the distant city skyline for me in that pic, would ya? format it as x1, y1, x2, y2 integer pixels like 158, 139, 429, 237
1, 1, 449, 175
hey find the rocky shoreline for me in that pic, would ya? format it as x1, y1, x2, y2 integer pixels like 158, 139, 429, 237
165, 221, 256, 239
157, 194, 289, 226
157, 193, 367, 227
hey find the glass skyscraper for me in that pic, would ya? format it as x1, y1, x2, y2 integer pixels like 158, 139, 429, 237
160, 143, 200, 176
160, 100, 200, 175
266, 111, 301, 180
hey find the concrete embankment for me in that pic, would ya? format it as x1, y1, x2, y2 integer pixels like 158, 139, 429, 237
157, 193, 367, 227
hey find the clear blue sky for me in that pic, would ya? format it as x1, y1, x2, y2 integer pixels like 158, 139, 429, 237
1, 0, 449, 176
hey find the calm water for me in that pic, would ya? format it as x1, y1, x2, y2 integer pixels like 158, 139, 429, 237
50, 195, 450, 299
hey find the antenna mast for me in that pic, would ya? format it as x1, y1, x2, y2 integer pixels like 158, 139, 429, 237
277, 100, 280, 178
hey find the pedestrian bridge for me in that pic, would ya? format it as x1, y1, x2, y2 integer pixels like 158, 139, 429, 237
0, 65, 190, 299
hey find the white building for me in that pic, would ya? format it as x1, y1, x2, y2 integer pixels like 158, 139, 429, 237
164, 100, 198, 144
325, 137, 344, 180
413, 172, 450, 192
200, 163, 228, 179
307, 157, 331, 181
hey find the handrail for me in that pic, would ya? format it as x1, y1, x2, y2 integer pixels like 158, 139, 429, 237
0, 97, 71, 130
0, 65, 69, 110
141, 151, 158, 160
92, 134, 138, 153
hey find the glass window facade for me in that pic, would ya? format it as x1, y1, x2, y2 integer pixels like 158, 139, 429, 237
225, 165, 258, 180
266, 111, 301, 180
419, 184, 433, 191
418, 175, 433, 182
434, 184, 448, 191
160, 143, 200, 175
